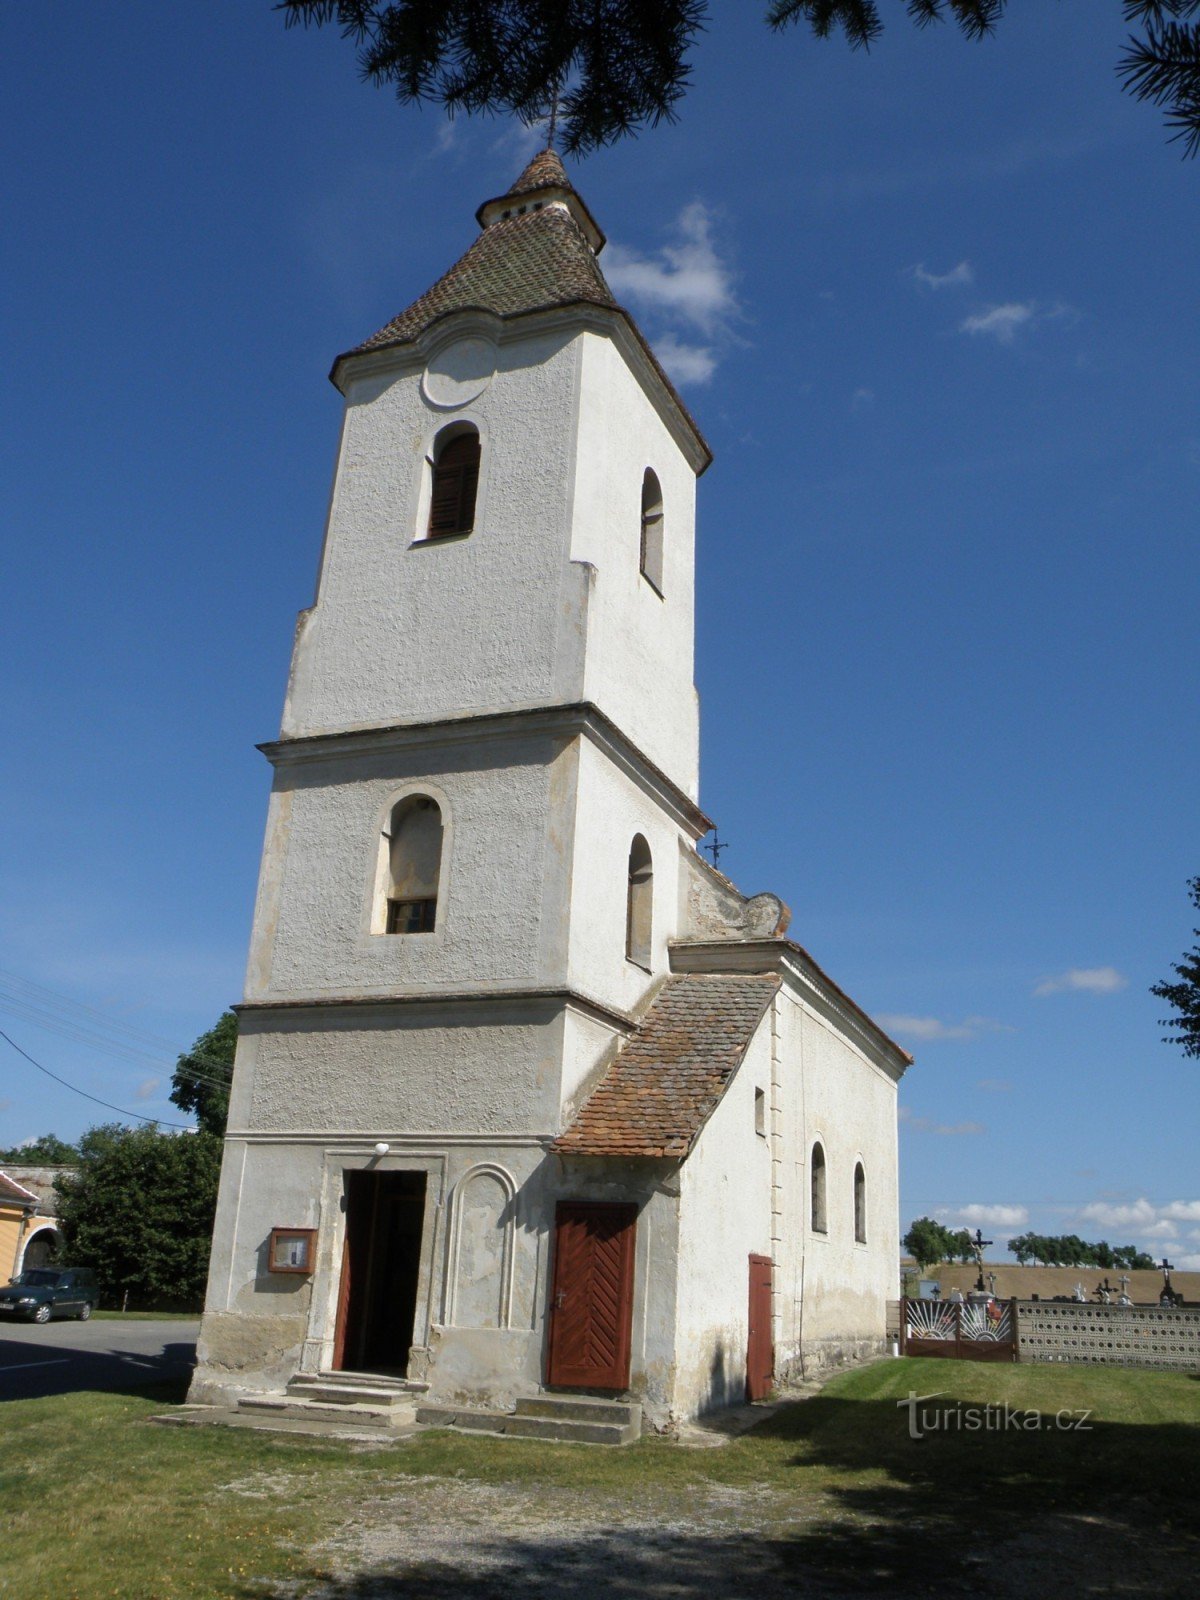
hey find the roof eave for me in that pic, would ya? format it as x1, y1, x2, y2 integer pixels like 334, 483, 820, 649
329, 300, 713, 475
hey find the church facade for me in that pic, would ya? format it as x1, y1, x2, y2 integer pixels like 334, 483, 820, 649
190, 151, 910, 1428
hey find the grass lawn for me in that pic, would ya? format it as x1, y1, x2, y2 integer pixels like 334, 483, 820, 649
1, 1359, 1197, 1598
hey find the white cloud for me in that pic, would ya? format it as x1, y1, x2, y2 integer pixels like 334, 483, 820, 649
976, 1078, 1012, 1094
1074, 1197, 1200, 1239
488, 114, 551, 164
959, 302, 1036, 342
605, 202, 740, 387
877, 1013, 1010, 1043
134, 1077, 160, 1102
651, 334, 718, 388
606, 202, 737, 337
938, 1203, 1029, 1230
899, 1107, 985, 1136
851, 386, 875, 407
912, 260, 973, 290
959, 300, 1077, 345
1176, 1253, 1200, 1271
1034, 966, 1127, 997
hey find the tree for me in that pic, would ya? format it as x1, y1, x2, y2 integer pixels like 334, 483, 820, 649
0, 1133, 79, 1165
903, 1215, 957, 1268
54, 1124, 223, 1309
170, 1011, 238, 1136
281, 1, 1200, 158
1150, 876, 1200, 1058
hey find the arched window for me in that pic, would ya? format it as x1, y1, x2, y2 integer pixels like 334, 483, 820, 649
384, 795, 443, 933
811, 1142, 827, 1234
854, 1162, 867, 1244
626, 834, 653, 969
639, 469, 664, 594
427, 428, 480, 538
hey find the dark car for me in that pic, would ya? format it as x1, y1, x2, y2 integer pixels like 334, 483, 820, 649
0, 1268, 99, 1323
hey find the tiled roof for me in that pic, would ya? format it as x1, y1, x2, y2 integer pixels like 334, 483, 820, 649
506, 147, 569, 196
0, 1170, 39, 1205
554, 974, 779, 1159
354, 203, 617, 353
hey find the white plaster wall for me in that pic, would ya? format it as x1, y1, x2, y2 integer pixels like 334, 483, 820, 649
773, 988, 899, 1371
565, 735, 686, 1016
245, 732, 578, 1000
282, 324, 587, 739
234, 1004, 568, 1137
673, 1021, 774, 1416
558, 1005, 623, 1122
572, 332, 700, 800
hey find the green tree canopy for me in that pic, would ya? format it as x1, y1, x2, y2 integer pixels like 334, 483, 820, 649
281, 1, 1200, 157
0, 1133, 80, 1165
54, 1124, 223, 1309
903, 1216, 959, 1268
170, 1011, 238, 1136
1150, 876, 1200, 1059
1008, 1232, 1159, 1270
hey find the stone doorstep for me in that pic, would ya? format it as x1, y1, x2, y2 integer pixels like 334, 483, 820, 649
238, 1394, 418, 1429
415, 1394, 641, 1447
150, 1407, 404, 1445
285, 1372, 428, 1408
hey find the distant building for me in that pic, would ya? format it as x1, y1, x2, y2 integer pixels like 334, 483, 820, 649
190, 152, 911, 1427
0, 1168, 64, 1276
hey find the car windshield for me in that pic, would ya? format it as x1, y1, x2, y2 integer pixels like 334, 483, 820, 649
16, 1270, 62, 1286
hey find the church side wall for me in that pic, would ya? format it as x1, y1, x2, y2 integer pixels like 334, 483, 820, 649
281, 325, 586, 740
244, 731, 578, 1001
774, 989, 899, 1377
571, 333, 700, 800
672, 1021, 774, 1418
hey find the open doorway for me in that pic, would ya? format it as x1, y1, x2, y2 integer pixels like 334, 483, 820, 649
334, 1170, 426, 1375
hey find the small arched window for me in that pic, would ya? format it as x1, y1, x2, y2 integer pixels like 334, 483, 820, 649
639, 469, 664, 594
811, 1142, 827, 1235
625, 834, 653, 969
428, 428, 480, 538
384, 795, 443, 933
854, 1162, 867, 1244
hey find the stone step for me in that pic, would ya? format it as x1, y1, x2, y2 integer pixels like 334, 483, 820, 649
238, 1394, 417, 1429
286, 1372, 426, 1408
514, 1395, 642, 1429
153, 1407, 400, 1445
415, 1402, 639, 1446
415, 1404, 511, 1434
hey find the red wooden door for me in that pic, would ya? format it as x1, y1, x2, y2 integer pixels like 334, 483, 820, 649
546, 1201, 637, 1390
747, 1253, 774, 1401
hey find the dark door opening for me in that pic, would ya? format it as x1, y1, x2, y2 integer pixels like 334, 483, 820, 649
334, 1170, 426, 1375
546, 1201, 637, 1391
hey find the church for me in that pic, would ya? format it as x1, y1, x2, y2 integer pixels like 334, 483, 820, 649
189, 150, 911, 1434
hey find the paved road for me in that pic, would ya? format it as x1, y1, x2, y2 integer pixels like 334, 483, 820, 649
0, 1316, 198, 1401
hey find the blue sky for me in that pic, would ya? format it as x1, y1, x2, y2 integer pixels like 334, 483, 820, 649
2, 5, 1196, 1264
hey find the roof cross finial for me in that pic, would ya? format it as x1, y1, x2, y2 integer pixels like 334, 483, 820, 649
546, 82, 563, 152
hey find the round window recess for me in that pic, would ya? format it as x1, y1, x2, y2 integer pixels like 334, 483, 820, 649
422, 336, 497, 409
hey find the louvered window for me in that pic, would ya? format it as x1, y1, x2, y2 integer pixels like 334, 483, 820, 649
428, 432, 480, 538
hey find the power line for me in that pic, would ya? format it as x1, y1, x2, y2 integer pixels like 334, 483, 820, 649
0, 969, 236, 1092
0, 1030, 194, 1132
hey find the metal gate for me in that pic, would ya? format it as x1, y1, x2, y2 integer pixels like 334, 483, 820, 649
901, 1296, 1018, 1362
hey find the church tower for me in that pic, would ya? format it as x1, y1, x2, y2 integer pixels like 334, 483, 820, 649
192, 152, 908, 1430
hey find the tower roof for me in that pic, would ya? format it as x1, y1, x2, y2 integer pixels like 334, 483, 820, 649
333, 151, 711, 470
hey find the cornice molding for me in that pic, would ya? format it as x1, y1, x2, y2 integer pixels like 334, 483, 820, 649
260, 700, 712, 840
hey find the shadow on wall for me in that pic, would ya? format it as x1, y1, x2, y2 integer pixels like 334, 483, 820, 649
246, 1368, 1200, 1598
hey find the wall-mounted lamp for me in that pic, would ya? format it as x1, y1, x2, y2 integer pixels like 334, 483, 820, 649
373, 1142, 390, 1157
